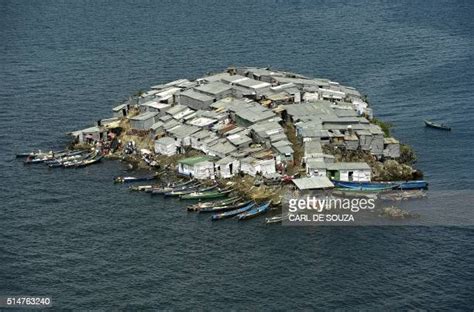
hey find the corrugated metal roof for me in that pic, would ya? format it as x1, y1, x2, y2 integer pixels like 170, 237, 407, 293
273, 144, 294, 155
304, 141, 322, 154
180, 89, 214, 102
216, 156, 237, 165
168, 125, 200, 138
306, 159, 328, 169
327, 162, 371, 170
130, 111, 158, 121
155, 137, 175, 145
234, 78, 271, 89
235, 108, 275, 124
112, 103, 127, 111
195, 81, 232, 95
190, 129, 213, 139
141, 101, 171, 110
226, 133, 252, 146
151, 121, 164, 130
163, 119, 180, 130
272, 140, 292, 148
187, 117, 217, 127
208, 141, 237, 156
178, 156, 215, 166
166, 104, 188, 115
292, 176, 334, 190
369, 124, 384, 135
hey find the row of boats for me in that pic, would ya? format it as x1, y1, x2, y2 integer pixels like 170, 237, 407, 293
125, 178, 233, 199
18, 150, 103, 168
122, 176, 274, 221
190, 199, 272, 221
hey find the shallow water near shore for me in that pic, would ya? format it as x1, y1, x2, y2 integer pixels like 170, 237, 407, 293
1, 0, 474, 309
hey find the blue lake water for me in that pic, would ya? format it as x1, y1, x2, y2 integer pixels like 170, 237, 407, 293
1, 0, 473, 309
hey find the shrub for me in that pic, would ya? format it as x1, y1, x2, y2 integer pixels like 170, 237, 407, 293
371, 118, 392, 137
399, 144, 417, 165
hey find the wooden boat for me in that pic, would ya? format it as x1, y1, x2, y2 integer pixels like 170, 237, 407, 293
332, 180, 399, 191
211, 202, 256, 221
333, 179, 427, 191
151, 186, 175, 195
149, 179, 194, 194
237, 201, 272, 221
16, 152, 35, 158
17, 149, 65, 159
114, 175, 157, 184
334, 186, 394, 193
179, 188, 232, 200
163, 184, 216, 197
265, 213, 289, 224
424, 119, 451, 131
45, 151, 85, 163
47, 152, 88, 168
44, 155, 84, 168
76, 155, 103, 168
24, 154, 54, 164
199, 200, 252, 213
187, 196, 241, 211
129, 185, 155, 192
48, 162, 65, 168
151, 182, 199, 195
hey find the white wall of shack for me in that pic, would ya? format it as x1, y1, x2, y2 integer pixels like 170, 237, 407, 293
240, 162, 257, 177
179, 95, 214, 111
193, 162, 215, 179
178, 162, 215, 179
154, 142, 177, 156
130, 117, 155, 130
216, 160, 240, 179
255, 159, 276, 176
339, 169, 371, 182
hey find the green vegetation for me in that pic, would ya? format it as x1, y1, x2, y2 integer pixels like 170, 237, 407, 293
371, 118, 392, 137
398, 144, 417, 165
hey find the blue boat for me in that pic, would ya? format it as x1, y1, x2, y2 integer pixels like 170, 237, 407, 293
396, 180, 428, 190
237, 201, 271, 221
211, 202, 256, 221
332, 180, 399, 191
332, 179, 428, 191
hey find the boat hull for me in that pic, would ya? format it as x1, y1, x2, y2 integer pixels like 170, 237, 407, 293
211, 202, 256, 220
199, 200, 252, 213
180, 190, 231, 200
332, 180, 398, 191
237, 202, 271, 220
424, 120, 451, 131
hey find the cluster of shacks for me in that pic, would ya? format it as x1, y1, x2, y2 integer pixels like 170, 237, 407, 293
72, 67, 402, 189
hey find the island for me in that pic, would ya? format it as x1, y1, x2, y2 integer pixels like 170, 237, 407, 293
24, 66, 427, 207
